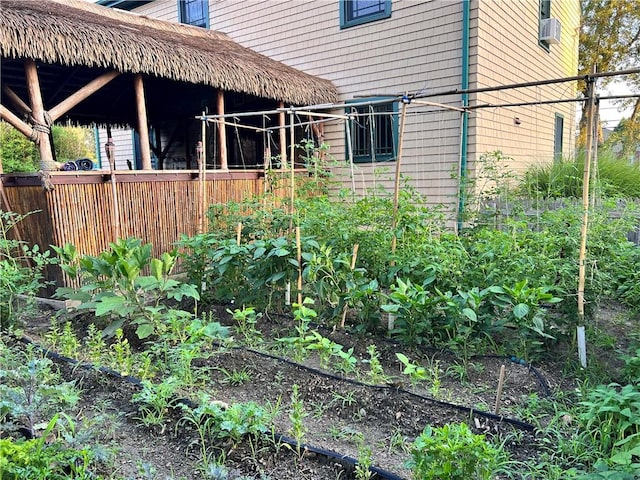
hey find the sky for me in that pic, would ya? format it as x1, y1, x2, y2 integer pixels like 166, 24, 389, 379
597, 80, 636, 130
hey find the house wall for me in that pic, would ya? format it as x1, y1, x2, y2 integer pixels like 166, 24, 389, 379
131, 0, 580, 220
132, 0, 465, 217
468, 0, 580, 177
96, 127, 136, 171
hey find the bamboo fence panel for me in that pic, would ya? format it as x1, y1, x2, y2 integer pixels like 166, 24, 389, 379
3, 173, 272, 288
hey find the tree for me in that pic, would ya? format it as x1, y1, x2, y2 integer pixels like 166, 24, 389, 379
0, 121, 96, 173
578, 0, 640, 146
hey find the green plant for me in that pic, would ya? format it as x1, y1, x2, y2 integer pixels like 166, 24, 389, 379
0, 414, 98, 480
0, 210, 53, 331
276, 298, 317, 362
58, 321, 80, 359
288, 384, 307, 457
54, 239, 199, 339
0, 344, 79, 438
132, 377, 182, 429
408, 422, 505, 480
354, 433, 374, 480
382, 278, 448, 347
109, 328, 134, 376
84, 322, 107, 364
218, 367, 252, 386
579, 383, 640, 457
228, 306, 263, 347
363, 344, 390, 384
395, 353, 429, 389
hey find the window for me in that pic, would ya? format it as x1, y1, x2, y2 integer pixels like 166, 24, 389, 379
178, 0, 209, 28
346, 99, 398, 163
539, 0, 551, 50
554, 113, 564, 162
340, 0, 391, 29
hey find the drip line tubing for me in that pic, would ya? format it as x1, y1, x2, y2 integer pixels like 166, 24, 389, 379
8, 334, 408, 480
244, 346, 535, 432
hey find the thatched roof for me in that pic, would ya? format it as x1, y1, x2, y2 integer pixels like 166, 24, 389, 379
0, 0, 337, 106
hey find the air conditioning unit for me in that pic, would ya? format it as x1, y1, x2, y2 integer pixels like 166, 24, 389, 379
540, 18, 561, 44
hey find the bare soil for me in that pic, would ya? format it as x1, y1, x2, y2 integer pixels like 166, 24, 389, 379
6, 301, 633, 479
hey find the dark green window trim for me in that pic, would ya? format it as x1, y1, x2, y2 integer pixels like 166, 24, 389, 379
554, 113, 564, 162
340, 0, 391, 29
539, 0, 551, 51
345, 98, 399, 163
178, 0, 210, 28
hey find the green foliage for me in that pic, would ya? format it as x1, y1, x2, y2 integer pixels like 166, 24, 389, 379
0, 121, 39, 173
0, 415, 98, 480
132, 376, 182, 427
408, 422, 505, 480
288, 384, 307, 457
520, 152, 640, 199
0, 343, 79, 438
54, 238, 199, 339
395, 353, 429, 389
0, 121, 96, 173
228, 306, 263, 347
0, 211, 53, 330
579, 383, 640, 457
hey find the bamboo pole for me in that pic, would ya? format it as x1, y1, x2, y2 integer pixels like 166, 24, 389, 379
236, 222, 242, 245
133, 74, 152, 170
289, 109, 295, 231
296, 226, 302, 306
24, 59, 56, 171
105, 137, 121, 240
217, 90, 228, 170
340, 243, 359, 329
589, 109, 600, 209
279, 101, 287, 168
197, 129, 205, 235
49, 71, 120, 122
493, 364, 506, 415
577, 71, 597, 368
390, 97, 409, 260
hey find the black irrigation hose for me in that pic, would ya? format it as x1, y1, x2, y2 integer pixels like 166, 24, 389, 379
244, 347, 536, 432
305, 319, 553, 398
7, 334, 408, 480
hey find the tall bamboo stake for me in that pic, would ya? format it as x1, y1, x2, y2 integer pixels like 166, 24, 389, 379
289, 109, 295, 232
296, 226, 303, 306
340, 243, 359, 329
105, 135, 121, 240
390, 97, 409, 260
197, 114, 206, 234
577, 71, 597, 368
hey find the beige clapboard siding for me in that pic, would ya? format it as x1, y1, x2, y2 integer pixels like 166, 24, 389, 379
470, 0, 580, 173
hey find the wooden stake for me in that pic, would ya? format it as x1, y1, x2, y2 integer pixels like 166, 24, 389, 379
236, 222, 242, 245
133, 74, 152, 170
289, 109, 295, 232
578, 69, 597, 327
493, 364, 506, 415
390, 97, 409, 261
105, 137, 121, 241
197, 116, 206, 235
340, 243, 359, 329
217, 90, 228, 170
279, 101, 287, 168
296, 226, 303, 306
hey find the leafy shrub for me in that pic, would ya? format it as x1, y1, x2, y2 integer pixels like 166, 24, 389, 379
0, 211, 53, 330
408, 422, 505, 479
54, 238, 199, 339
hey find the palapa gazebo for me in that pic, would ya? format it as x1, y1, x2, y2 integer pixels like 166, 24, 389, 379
0, 0, 338, 286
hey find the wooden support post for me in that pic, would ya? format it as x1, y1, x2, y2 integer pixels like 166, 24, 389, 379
133, 74, 152, 170
296, 226, 302, 306
217, 90, 228, 170
340, 243, 359, 329
24, 59, 56, 171
494, 364, 506, 415
279, 101, 287, 168
577, 68, 597, 368
105, 136, 121, 241
236, 222, 242, 245
391, 97, 409, 261
0, 104, 34, 138
2, 85, 32, 115
49, 71, 120, 122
